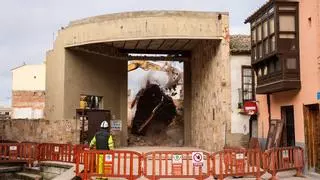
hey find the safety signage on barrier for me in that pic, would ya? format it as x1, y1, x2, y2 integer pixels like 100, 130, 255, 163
236, 153, 244, 160
282, 150, 289, 159
105, 154, 113, 162
54, 146, 60, 153
172, 154, 183, 164
9, 146, 17, 151
192, 152, 204, 166
172, 154, 183, 175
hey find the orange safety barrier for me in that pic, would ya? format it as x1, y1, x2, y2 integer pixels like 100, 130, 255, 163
143, 151, 211, 180
0, 143, 38, 166
38, 143, 76, 162
265, 146, 304, 180
212, 147, 265, 179
76, 150, 142, 180
0, 142, 306, 180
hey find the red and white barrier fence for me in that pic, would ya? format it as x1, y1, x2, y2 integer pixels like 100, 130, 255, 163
0, 142, 305, 180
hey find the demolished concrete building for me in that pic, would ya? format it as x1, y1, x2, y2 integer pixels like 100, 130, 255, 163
44, 11, 231, 151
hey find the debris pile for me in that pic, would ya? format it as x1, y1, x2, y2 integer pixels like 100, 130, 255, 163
128, 84, 184, 146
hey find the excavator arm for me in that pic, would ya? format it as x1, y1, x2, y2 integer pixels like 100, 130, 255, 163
128, 60, 163, 72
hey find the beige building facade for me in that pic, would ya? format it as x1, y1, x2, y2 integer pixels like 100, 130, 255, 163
45, 11, 231, 151
11, 64, 46, 119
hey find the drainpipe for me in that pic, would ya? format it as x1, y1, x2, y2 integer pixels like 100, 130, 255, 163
267, 94, 271, 127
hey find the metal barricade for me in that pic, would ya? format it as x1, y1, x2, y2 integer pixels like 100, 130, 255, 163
0, 142, 306, 180
0, 143, 37, 166
38, 143, 89, 163
212, 147, 265, 179
264, 146, 304, 180
143, 151, 211, 180
77, 150, 142, 180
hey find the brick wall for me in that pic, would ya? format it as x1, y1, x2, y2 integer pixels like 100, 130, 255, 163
12, 90, 45, 109
12, 90, 45, 119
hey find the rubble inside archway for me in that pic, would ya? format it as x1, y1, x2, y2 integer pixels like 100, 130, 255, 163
128, 83, 184, 146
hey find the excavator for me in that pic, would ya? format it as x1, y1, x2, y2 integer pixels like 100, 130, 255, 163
128, 60, 182, 135
128, 60, 183, 91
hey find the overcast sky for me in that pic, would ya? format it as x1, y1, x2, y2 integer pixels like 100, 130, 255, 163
0, 0, 266, 106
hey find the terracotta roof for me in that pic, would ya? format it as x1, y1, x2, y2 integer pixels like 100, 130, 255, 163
230, 35, 251, 55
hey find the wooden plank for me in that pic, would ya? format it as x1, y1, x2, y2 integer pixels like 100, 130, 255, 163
303, 105, 311, 169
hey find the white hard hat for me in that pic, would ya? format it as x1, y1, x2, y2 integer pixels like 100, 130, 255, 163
100, 121, 109, 128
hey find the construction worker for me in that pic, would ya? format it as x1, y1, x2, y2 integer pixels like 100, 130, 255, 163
89, 121, 114, 179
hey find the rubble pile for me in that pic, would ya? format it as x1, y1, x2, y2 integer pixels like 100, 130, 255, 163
128, 84, 184, 146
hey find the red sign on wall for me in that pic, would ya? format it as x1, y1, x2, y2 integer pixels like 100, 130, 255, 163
243, 101, 258, 115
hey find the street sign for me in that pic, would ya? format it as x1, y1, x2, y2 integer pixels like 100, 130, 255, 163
317, 91, 320, 100
192, 152, 204, 167
172, 154, 183, 164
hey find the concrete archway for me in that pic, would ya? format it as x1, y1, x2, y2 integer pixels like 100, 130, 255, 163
46, 11, 231, 151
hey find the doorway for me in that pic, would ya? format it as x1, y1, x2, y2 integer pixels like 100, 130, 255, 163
304, 104, 320, 172
281, 106, 296, 147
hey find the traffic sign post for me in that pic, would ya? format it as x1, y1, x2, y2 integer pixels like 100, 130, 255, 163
192, 152, 204, 167
172, 154, 183, 175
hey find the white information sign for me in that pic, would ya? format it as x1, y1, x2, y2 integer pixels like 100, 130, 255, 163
110, 120, 122, 131
192, 152, 204, 166
9, 146, 17, 151
54, 146, 60, 153
105, 154, 113, 162
282, 150, 289, 158
172, 154, 183, 164
236, 153, 244, 160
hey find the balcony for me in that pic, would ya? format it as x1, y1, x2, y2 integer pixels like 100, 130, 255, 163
245, 0, 300, 94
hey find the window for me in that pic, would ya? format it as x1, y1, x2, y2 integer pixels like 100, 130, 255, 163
286, 58, 297, 69
252, 46, 257, 61
275, 59, 281, 71
271, 35, 276, 52
264, 40, 269, 54
242, 66, 255, 101
80, 95, 103, 109
257, 25, 262, 41
258, 44, 263, 58
268, 61, 275, 74
279, 15, 295, 32
279, 6, 296, 11
270, 17, 275, 34
252, 29, 256, 44
263, 21, 268, 38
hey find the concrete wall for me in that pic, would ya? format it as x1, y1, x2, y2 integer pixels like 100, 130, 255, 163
45, 37, 66, 121
45, 11, 229, 149
63, 11, 226, 47
256, 0, 320, 145
190, 14, 230, 151
64, 49, 127, 145
12, 64, 46, 91
229, 55, 251, 147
